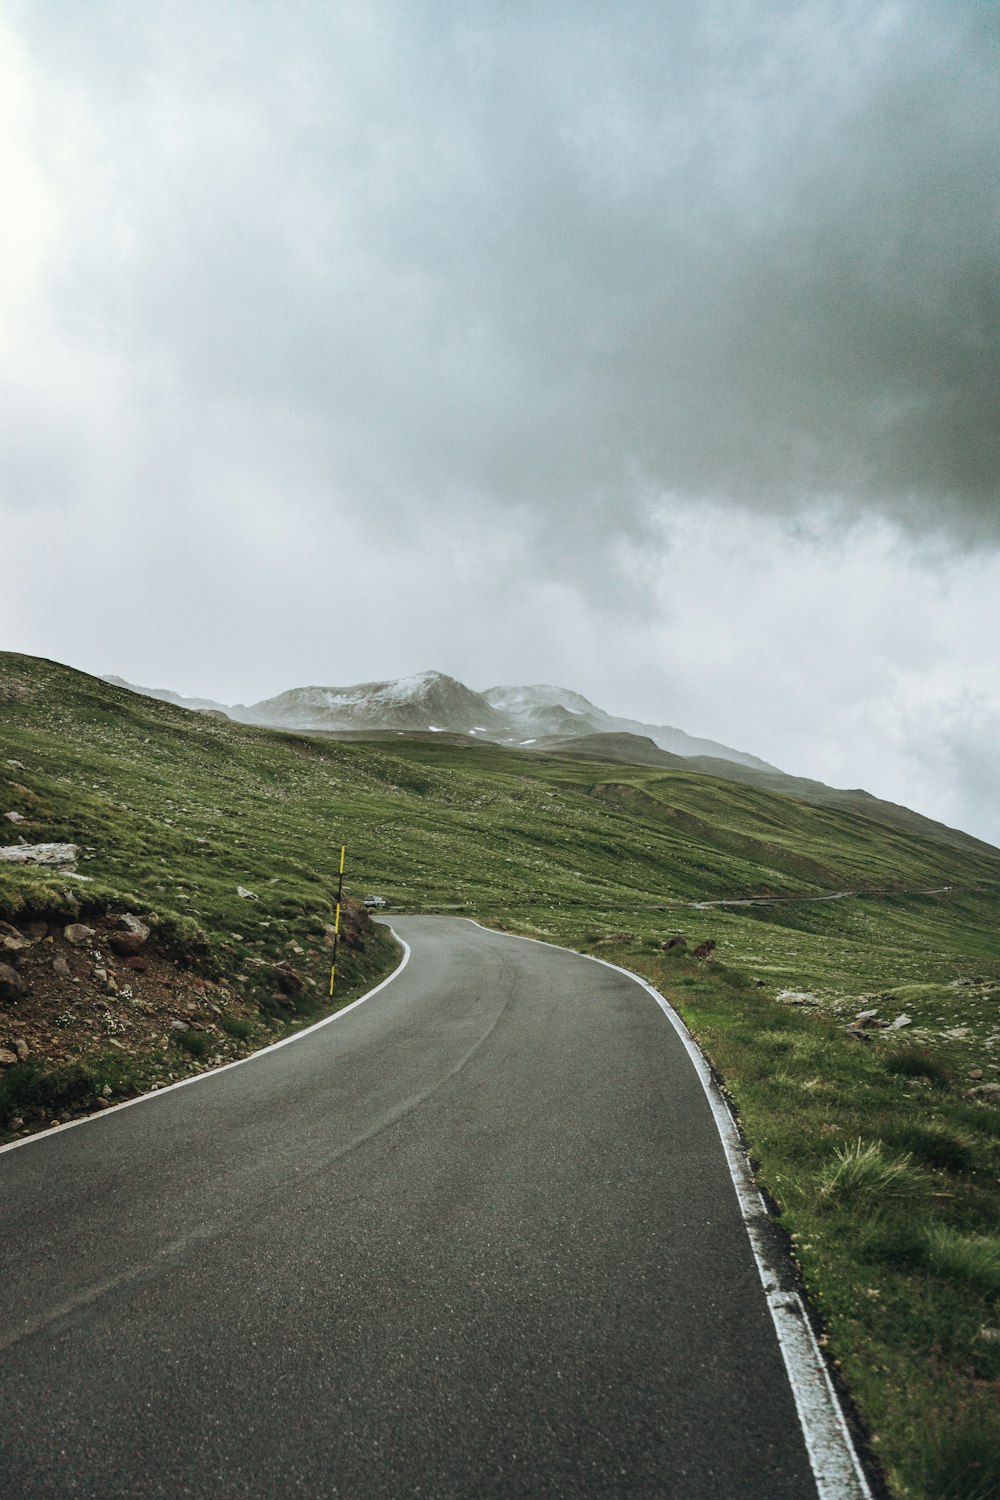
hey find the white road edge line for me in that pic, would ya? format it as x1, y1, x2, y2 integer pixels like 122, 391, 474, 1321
2, 912, 874, 1498
0, 937, 412, 1158
465, 918, 874, 1500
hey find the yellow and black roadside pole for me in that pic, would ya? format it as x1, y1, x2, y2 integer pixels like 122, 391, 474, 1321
329, 844, 346, 997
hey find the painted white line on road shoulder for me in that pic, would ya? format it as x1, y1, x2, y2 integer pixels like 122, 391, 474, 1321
465, 918, 874, 1500
0, 935, 412, 1158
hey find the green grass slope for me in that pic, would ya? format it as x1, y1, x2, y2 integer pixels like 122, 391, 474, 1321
2, 651, 999, 1499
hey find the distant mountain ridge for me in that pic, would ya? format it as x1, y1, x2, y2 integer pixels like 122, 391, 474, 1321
102, 669, 771, 770
101, 675, 231, 717
483, 684, 775, 768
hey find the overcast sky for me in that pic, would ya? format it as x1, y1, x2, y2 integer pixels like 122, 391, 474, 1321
2, 1, 998, 844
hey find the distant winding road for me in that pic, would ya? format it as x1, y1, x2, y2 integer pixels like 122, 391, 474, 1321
0, 917, 868, 1498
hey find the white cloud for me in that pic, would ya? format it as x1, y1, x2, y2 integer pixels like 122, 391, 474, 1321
1, 0, 998, 845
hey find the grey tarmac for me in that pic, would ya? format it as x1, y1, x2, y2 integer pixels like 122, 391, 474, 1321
1, 916, 832, 1498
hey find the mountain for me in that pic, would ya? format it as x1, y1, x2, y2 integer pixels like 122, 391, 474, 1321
104, 669, 766, 766
483, 684, 775, 769
532, 731, 692, 769
101, 676, 231, 717
233, 672, 509, 735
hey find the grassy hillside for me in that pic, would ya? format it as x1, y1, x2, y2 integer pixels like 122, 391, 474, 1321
1, 651, 998, 1499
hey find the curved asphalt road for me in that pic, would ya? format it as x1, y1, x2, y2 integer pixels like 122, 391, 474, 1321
1, 917, 833, 1498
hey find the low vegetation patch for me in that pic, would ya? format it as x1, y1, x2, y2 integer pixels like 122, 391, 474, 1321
2, 650, 998, 1497
815, 1138, 927, 1212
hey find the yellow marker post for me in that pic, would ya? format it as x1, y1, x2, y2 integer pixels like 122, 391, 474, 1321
329, 845, 346, 996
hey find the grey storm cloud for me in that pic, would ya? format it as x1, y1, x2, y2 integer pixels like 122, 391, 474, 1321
12, 0, 999, 547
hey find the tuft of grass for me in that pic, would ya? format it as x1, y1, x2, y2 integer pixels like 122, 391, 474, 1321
925, 1226, 1000, 1294
173, 1030, 212, 1058
906, 1414, 1000, 1500
816, 1138, 926, 1212
891, 1124, 975, 1175
220, 1015, 254, 1040
0, 1060, 97, 1113
884, 1046, 954, 1088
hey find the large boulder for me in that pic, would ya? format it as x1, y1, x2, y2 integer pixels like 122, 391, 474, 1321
0, 920, 30, 954
0, 963, 26, 1000
0, 842, 78, 867
965, 1082, 1000, 1105
64, 923, 96, 947
118, 912, 150, 941
110, 931, 146, 956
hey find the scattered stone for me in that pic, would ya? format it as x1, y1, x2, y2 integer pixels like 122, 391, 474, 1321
110, 931, 146, 956
64, 923, 96, 947
52, 955, 71, 978
4, 811, 27, 824
965, 1082, 1000, 1104
5, 759, 25, 770
0, 962, 26, 999
660, 936, 686, 951
274, 963, 303, 996
950, 977, 975, 987
101, 1084, 112, 1098
93, 967, 108, 984
118, 913, 150, 941
845, 1022, 870, 1042
969, 1068, 984, 1080
856, 1008, 880, 1021
0, 929, 30, 954
0, 1047, 18, 1065
14, 1039, 29, 1061
125, 955, 148, 972
887, 1014, 912, 1030
777, 990, 818, 1006
237, 886, 258, 901
170, 1019, 189, 1031
693, 939, 717, 960
975, 1327, 1000, 1346
0, 842, 78, 867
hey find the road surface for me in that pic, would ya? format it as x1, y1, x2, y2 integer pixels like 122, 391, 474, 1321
1, 917, 854, 1498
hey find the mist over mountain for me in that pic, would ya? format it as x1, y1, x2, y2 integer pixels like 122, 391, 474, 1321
101, 676, 231, 716
483, 685, 774, 769
104, 669, 770, 769
236, 672, 509, 737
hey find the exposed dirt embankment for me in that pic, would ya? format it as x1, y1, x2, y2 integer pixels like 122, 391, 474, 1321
0, 895, 383, 1140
